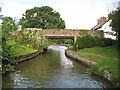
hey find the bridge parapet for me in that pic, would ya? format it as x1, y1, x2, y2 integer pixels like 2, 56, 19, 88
24, 28, 103, 44
40, 29, 81, 36
24, 28, 102, 38
88, 30, 101, 38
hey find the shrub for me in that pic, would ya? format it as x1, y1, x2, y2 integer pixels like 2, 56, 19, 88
12, 30, 49, 52
101, 38, 114, 47
75, 35, 114, 50
2, 38, 17, 73
76, 35, 98, 49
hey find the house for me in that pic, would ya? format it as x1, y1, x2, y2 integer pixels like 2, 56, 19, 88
91, 17, 107, 30
91, 17, 116, 40
98, 20, 116, 40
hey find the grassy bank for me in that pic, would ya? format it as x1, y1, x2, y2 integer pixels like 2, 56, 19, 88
75, 46, 118, 59
6, 40, 38, 57
72, 46, 119, 86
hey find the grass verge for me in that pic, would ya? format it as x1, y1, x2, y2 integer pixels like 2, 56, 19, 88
73, 46, 119, 85
75, 46, 118, 59
6, 40, 38, 57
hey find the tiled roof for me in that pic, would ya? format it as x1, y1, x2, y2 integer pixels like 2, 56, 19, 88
91, 21, 108, 30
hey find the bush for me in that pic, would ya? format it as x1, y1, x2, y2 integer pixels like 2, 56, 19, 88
101, 38, 114, 47
76, 35, 100, 49
12, 30, 49, 52
75, 35, 114, 50
2, 38, 17, 73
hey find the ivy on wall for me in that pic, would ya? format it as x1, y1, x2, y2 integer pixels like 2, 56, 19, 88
79, 29, 89, 36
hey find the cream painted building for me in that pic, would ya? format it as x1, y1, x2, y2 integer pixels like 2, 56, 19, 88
98, 20, 116, 40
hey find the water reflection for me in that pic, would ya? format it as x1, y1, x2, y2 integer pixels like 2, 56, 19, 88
48, 45, 73, 68
10, 71, 34, 88
2, 45, 111, 88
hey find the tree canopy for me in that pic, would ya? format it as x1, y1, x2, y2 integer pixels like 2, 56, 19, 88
20, 6, 66, 29
1, 16, 17, 37
108, 7, 120, 37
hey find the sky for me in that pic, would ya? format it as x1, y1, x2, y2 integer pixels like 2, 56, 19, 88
0, 0, 119, 29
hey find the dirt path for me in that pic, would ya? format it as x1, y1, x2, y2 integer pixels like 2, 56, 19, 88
82, 53, 119, 60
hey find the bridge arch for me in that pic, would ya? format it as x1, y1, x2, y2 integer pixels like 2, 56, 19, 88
46, 36, 77, 45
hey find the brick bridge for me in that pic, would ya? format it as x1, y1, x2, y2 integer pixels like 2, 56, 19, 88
25, 28, 101, 44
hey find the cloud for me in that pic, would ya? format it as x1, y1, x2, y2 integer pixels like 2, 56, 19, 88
50, 1, 110, 29
1, 0, 119, 29
1, 2, 34, 19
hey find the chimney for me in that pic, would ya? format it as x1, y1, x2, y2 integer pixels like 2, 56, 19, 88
97, 17, 107, 24
101, 17, 107, 22
97, 19, 101, 24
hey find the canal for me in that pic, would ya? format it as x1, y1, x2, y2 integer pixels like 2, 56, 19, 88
2, 45, 111, 88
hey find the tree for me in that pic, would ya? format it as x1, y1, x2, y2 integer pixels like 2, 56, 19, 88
14, 29, 49, 52
1, 16, 17, 73
108, 7, 120, 39
20, 6, 66, 29
1, 16, 17, 37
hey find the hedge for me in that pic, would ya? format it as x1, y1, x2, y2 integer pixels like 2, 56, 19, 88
75, 35, 114, 50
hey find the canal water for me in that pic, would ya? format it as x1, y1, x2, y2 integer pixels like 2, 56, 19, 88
2, 45, 111, 88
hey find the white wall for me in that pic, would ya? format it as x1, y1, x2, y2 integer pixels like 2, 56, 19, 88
98, 20, 116, 40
